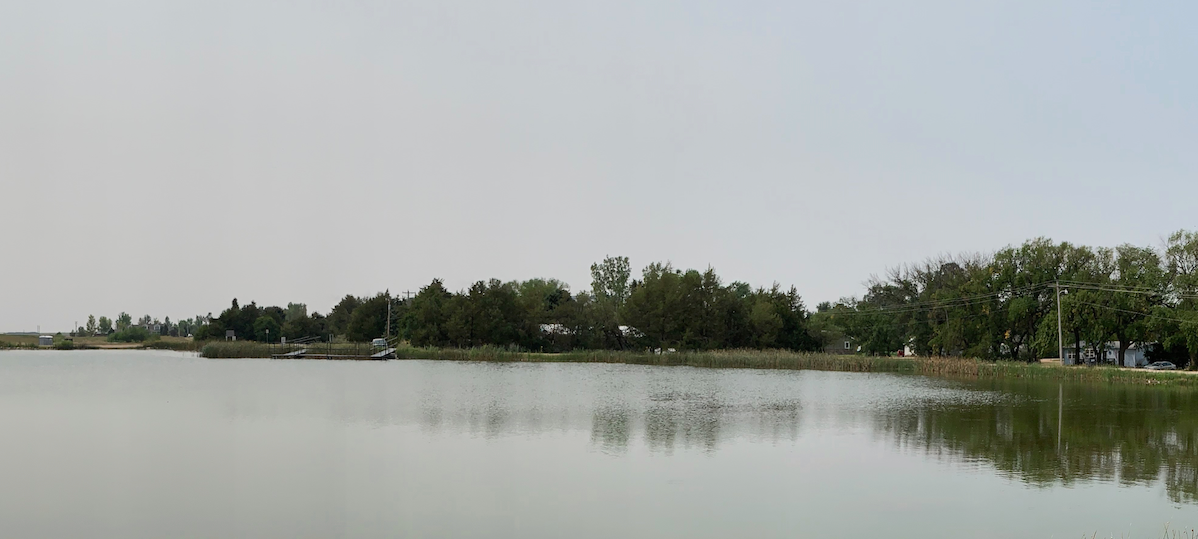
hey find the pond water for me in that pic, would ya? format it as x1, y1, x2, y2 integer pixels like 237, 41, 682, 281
1, 350, 1197, 538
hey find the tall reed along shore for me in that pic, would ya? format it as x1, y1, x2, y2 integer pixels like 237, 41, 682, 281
197, 343, 1198, 387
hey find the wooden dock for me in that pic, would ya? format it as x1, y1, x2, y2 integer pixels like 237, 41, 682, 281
271, 353, 392, 360
270, 346, 396, 360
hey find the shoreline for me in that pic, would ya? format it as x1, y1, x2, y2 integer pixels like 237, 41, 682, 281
193, 342, 1198, 387
8, 342, 1194, 387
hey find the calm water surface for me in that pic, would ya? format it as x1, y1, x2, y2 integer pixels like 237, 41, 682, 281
2, 350, 1197, 538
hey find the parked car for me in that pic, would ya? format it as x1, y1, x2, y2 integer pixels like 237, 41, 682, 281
1145, 361, 1177, 370
371, 338, 388, 347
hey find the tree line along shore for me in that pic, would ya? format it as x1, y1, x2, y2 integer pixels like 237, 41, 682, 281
42, 229, 1198, 371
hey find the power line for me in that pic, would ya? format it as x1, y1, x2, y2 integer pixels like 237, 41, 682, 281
824, 282, 1053, 317
831, 279, 1197, 320
1070, 300, 1198, 326
1057, 281, 1198, 303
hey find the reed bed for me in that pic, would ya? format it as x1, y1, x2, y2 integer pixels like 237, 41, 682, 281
0, 335, 39, 349
144, 340, 203, 352
200, 342, 273, 358
199, 341, 389, 359
0, 341, 38, 350
388, 348, 1198, 386
1081, 525, 1198, 539
194, 342, 1198, 386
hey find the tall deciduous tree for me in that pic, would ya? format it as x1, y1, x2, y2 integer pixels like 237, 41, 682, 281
346, 293, 391, 342
116, 312, 132, 331
407, 280, 452, 347
590, 256, 631, 349
253, 315, 281, 342
1109, 245, 1166, 365
326, 295, 362, 337
97, 316, 112, 335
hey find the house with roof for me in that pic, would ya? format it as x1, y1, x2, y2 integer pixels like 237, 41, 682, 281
1062, 342, 1150, 367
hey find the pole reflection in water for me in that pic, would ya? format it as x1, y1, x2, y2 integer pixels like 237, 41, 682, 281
877, 377, 1198, 504
2, 352, 1198, 539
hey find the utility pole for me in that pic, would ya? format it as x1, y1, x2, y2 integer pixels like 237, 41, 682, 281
1055, 281, 1065, 364
1057, 383, 1063, 452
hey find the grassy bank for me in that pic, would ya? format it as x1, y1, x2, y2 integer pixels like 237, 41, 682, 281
0, 335, 39, 349
199, 341, 390, 358
0, 335, 202, 352
196, 342, 1198, 387
142, 339, 203, 352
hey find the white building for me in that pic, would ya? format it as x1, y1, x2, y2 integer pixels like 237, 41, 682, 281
1062, 342, 1149, 367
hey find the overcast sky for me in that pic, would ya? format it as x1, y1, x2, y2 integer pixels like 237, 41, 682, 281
3, 0, 1197, 332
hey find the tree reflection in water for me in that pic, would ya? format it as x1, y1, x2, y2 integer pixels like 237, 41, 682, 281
589, 393, 803, 455
876, 379, 1198, 504
403, 363, 1198, 505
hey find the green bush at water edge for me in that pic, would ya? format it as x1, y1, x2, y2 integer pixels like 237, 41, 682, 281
108, 327, 151, 343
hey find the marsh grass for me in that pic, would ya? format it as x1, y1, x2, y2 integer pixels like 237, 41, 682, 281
1080, 525, 1198, 539
391, 347, 1198, 386
0, 335, 39, 348
200, 341, 386, 359
200, 342, 272, 358
194, 342, 1198, 386
144, 339, 202, 352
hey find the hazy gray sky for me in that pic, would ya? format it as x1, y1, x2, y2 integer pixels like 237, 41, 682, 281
3, 0, 1197, 332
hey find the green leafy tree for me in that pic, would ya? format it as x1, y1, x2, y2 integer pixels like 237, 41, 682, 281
515, 279, 572, 351
516, 279, 571, 325
622, 262, 686, 349
285, 303, 308, 322
253, 315, 281, 342
1162, 230, 1198, 367
990, 239, 1068, 361
552, 291, 602, 350
326, 295, 361, 337
1109, 245, 1166, 364
108, 326, 150, 343
116, 312, 132, 332
209, 298, 264, 341
749, 284, 818, 351
445, 280, 530, 348
85, 315, 97, 336
406, 280, 452, 347
346, 293, 392, 342
175, 318, 191, 337
590, 256, 632, 348
97, 316, 112, 335
591, 256, 631, 306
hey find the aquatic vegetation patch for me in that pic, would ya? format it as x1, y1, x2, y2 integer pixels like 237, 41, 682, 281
196, 342, 1198, 387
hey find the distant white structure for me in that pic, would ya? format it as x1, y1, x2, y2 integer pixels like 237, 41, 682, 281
38, 335, 53, 346
1063, 342, 1150, 367
620, 326, 644, 339
540, 324, 572, 335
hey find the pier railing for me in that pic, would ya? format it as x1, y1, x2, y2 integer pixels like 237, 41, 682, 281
269, 337, 398, 360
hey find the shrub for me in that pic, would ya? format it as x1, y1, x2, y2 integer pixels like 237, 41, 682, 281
108, 327, 151, 343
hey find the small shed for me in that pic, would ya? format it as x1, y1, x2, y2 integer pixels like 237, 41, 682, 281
38, 335, 53, 346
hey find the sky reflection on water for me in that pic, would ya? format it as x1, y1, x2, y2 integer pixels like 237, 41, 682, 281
1, 351, 1196, 538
